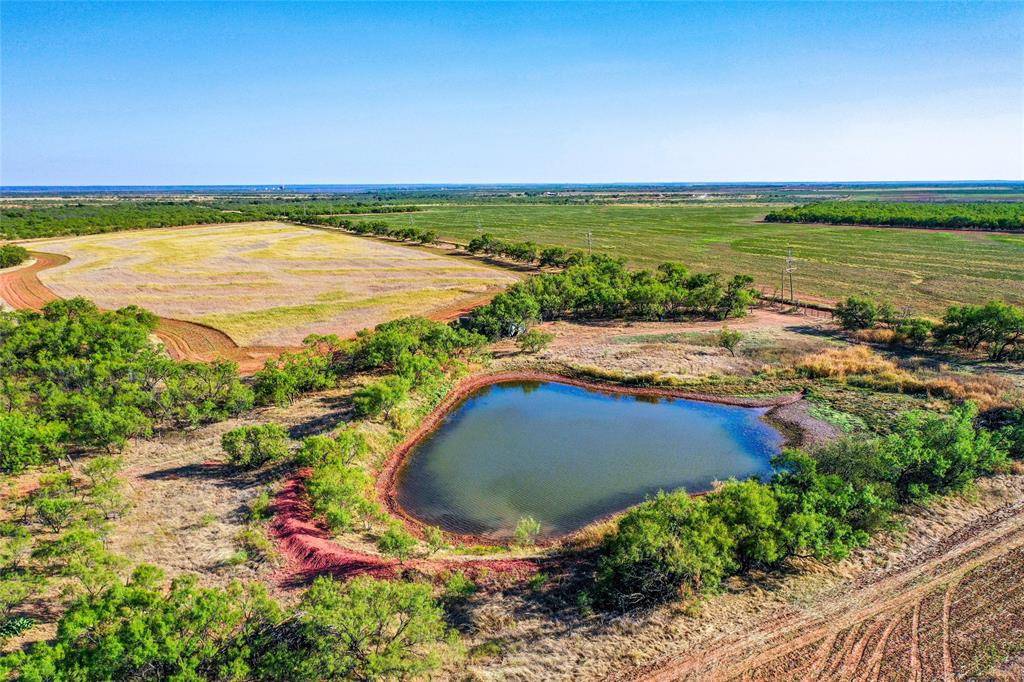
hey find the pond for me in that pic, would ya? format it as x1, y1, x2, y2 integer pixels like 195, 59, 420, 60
395, 380, 784, 540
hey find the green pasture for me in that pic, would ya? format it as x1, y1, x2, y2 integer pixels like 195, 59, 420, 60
369, 203, 1024, 314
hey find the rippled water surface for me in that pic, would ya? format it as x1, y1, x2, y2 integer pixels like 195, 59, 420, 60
396, 381, 783, 539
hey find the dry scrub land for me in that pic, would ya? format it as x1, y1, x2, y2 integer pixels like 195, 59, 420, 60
32, 222, 516, 345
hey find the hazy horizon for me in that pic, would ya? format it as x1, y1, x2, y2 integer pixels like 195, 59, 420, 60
2, 2, 1022, 185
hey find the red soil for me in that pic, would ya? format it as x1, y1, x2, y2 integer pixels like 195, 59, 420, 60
0, 249, 504, 375
0, 252, 67, 309
270, 469, 541, 586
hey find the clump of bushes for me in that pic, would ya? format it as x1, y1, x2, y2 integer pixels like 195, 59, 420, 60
0, 244, 29, 268
595, 491, 736, 610
834, 296, 886, 331
221, 424, 290, 469
1, 568, 456, 681
833, 295, 1023, 360
301, 430, 380, 532
592, 403, 1008, 610
463, 258, 758, 340
935, 301, 1024, 361
0, 298, 252, 473
251, 336, 343, 407
353, 376, 412, 420
377, 524, 418, 560
306, 455, 376, 532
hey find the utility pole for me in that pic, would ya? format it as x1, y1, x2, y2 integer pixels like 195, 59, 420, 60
784, 248, 797, 304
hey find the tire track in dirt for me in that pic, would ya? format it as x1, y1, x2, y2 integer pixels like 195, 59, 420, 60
0, 250, 505, 374
858, 610, 903, 682
0, 252, 67, 308
909, 600, 922, 682
612, 496, 1024, 682
0, 250, 273, 364
941, 577, 959, 682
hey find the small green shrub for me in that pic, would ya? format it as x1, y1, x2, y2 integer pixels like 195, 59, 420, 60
221, 423, 290, 469
352, 375, 411, 420
248, 490, 274, 521
0, 616, 33, 643
31, 473, 80, 533
443, 571, 478, 601
297, 430, 368, 468
236, 525, 278, 565
527, 572, 549, 592
594, 491, 736, 611
513, 516, 542, 546
377, 525, 417, 561
424, 526, 447, 555
517, 328, 555, 354
306, 455, 376, 532
835, 296, 879, 330
717, 327, 743, 356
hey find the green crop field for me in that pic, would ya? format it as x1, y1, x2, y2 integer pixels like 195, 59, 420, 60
367, 203, 1024, 314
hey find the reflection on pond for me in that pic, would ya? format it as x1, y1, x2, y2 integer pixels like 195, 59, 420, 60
396, 381, 783, 539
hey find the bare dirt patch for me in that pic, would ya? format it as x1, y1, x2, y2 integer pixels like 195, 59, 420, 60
501, 310, 836, 382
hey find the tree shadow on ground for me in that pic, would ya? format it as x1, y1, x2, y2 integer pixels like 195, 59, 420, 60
286, 394, 355, 439
139, 459, 295, 491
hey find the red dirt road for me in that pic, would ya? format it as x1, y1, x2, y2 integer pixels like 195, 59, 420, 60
613, 493, 1024, 682
0, 251, 291, 372
0, 252, 67, 308
0, 250, 503, 373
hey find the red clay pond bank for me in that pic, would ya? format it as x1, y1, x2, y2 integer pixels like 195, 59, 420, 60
271, 371, 838, 584
270, 469, 541, 586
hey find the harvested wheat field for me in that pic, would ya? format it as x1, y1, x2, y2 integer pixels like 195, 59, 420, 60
31, 222, 517, 345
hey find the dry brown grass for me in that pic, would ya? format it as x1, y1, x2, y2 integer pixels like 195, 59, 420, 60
497, 311, 834, 383
852, 327, 898, 344
797, 345, 1015, 410
33, 222, 516, 345
797, 345, 901, 379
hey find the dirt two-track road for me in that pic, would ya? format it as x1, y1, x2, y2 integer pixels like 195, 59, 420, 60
0, 249, 502, 373
612, 488, 1024, 682
0, 251, 290, 372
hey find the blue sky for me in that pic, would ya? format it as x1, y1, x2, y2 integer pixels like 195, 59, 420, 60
1, 1, 1021, 184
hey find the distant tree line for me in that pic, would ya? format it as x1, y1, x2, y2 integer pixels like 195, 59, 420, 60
302, 215, 438, 246
0, 200, 420, 239
764, 201, 1024, 231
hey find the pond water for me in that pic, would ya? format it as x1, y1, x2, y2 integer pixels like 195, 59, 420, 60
395, 380, 784, 540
